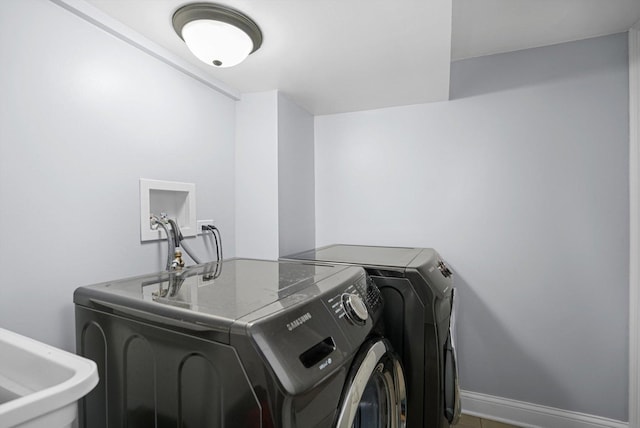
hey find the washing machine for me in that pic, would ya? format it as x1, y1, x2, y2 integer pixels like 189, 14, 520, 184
283, 244, 460, 428
74, 258, 407, 427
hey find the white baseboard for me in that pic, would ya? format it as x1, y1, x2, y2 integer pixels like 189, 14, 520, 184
461, 390, 628, 428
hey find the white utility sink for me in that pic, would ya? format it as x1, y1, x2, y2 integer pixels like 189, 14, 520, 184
0, 328, 98, 428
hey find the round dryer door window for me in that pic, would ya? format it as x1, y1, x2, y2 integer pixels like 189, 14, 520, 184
335, 339, 407, 428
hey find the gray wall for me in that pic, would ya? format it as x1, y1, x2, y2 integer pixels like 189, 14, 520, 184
0, 0, 237, 350
235, 90, 315, 259
235, 91, 279, 259
278, 92, 315, 257
314, 33, 629, 420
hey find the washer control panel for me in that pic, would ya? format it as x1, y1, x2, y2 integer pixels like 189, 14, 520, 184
245, 266, 381, 396
326, 274, 382, 325
342, 293, 368, 325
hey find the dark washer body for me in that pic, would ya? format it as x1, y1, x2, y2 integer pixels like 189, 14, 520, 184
74, 258, 406, 427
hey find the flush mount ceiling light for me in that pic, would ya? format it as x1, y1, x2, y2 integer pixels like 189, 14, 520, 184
172, 3, 262, 68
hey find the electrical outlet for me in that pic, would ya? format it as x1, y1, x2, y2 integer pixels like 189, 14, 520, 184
197, 219, 215, 235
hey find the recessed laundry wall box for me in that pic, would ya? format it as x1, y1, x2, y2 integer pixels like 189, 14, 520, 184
139, 179, 196, 241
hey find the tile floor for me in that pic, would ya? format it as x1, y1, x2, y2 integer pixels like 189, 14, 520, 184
457, 413, 521, 428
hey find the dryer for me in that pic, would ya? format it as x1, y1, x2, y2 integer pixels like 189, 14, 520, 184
283, 244, 460, 428
74, 259, 407, 427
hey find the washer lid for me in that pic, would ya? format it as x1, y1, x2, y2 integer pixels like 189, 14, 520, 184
285, 244, 423, 268
74, 259, 350, 333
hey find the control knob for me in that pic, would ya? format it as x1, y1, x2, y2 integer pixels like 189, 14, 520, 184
342, 293, 368, 325
437, 260, 453, 278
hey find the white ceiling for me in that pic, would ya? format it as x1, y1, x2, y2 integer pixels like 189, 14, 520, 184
85, 0, 640, 115
452, 0, 640, 60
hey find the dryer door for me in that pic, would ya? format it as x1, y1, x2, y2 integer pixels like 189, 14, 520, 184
335, 339, 407, 428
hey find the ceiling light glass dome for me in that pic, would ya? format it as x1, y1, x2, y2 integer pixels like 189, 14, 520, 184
172, 3, 262, 68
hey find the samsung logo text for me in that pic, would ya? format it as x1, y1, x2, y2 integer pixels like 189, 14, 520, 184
286, 312, 312, 331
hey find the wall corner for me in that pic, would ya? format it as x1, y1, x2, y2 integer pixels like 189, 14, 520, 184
628, 24, 640, 428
